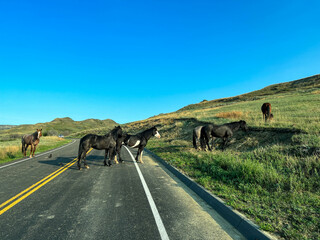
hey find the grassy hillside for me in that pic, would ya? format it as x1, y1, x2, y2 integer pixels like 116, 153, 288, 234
0, 125, 15, 130
1, 74, 319, 239
124, 74, 320, 240
179, 74, 320, 112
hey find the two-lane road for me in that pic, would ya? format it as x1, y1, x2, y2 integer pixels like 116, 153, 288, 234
0, 140, 244, 240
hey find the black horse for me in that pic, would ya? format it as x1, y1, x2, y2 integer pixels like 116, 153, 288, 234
200, 120, 248, 151
193, 125, 203, 149
77, 126, 123, 170
193, 125, 216, 150
123, 126, 160, 163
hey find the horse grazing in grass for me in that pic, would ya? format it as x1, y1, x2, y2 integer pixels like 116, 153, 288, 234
193, 126, 203, 149
200, 120, 248, 151
123, 126, 160, 163
200, 124, 233, 151
193, 125, 215, 150
77, 126, 123, 170
261, 103, 273, 122
22, 129, 42, 158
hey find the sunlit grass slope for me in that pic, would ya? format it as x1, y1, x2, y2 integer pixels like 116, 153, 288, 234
124, 74, 320, 240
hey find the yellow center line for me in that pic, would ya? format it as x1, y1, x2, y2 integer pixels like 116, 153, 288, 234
0, 159, 77, 209
0, 148, 93, 216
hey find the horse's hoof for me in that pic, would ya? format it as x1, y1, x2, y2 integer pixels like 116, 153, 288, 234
84, 165, 89, 169
29, 156, 33, 158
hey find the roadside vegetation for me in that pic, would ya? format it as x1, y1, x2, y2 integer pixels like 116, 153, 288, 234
0, 136, 71, 164
124, 75, 320, 240
1, 74, 319, 239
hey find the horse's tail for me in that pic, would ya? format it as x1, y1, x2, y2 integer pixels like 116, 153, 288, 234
21, 136, 25, 153
192, 130, 197, 149
199, 129, 206, 150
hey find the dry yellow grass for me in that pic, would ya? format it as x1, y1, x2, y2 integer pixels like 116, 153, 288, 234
0, 145, 20, 159
215, 111, 246, 119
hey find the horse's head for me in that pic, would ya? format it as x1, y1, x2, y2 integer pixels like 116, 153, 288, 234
37, 129, 43, 138
152, 126, 161, 138
269, 113, 274, 121
113, 126, 123, 138
239, 121, 248, 132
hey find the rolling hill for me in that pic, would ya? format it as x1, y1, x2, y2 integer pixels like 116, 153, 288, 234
0, 117, 118, 141
1, 74, 319, 239
122, 74, 320, 240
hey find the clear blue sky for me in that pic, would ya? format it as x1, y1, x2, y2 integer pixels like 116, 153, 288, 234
1, 0, 319, 125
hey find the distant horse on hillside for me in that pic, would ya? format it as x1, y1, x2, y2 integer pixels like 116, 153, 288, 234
200, 120, 248, 151
261, 103, 273, 122
123, 126, 160, 163
22, 129, 42, 158
77, 126, 123, 170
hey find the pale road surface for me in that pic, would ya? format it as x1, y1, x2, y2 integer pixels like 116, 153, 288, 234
0, 139, 245, 240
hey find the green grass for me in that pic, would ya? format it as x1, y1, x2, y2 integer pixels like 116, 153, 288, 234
0, 136, 72, 164
147, 133, 320, 239
125, 85, 320, 239
1, 74, 319, 239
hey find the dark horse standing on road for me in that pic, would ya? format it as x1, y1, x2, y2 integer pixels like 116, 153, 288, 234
77, 126, 123, 170
123, 126, 160, 163
22, 129, 42, 158
200, 120, 248, 151
261, 103, 273, 122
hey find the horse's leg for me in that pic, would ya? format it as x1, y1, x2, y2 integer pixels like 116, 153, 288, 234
221, 137, 227, 151
23, 144, 27, 157
108, 148, 115, 166
22, 142, 25, 156
83, 153, 89, 169
114, 147, 119, 164
78, 150, 87, 170
193, 132, 198, 149
104, 149, 109, 166
32, 145, 37, 157
200, 135, 206, 151
136, 146, 144, 163
29, 144, 33, 158
204, 132, 212, 151
22, 144, 26, 157
117, 146, 123, 163
140, 150, 144, 164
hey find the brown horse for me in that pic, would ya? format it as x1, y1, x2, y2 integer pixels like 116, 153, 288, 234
261, 103, 273, 122
22, 129, 42, 158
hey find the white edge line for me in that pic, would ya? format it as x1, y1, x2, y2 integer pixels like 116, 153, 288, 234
0, 140, 77, 170
123, 145, 170, 240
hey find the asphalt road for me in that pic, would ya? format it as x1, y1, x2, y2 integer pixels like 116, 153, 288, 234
0, 140, 245, 240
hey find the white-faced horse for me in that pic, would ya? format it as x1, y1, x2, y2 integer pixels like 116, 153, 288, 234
123, 126, 160, 163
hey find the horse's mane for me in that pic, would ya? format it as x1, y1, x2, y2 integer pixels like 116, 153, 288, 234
109, 126, 122, 139
224, 120, 245, 131
32, 131, 39, 139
